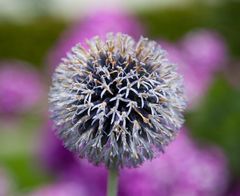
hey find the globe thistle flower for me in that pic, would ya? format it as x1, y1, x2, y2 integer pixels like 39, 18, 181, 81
49, 33, 186, 169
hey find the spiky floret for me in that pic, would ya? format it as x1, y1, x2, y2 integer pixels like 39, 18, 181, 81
49, 33, 186, 169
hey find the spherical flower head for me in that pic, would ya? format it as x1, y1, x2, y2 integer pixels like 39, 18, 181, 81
49, 33, 186, 169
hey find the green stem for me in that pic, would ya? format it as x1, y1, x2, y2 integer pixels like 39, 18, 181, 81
107, 168, 119, 196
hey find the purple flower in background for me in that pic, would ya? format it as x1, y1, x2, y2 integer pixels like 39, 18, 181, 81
118, 129, 229, 196
49, 128, 228, 196
0, 168, 12, 196
39, 120, 106, 196
161, 41, 209, 106
62, 160, 107, 196
160, 29, 227, 107
229, 183, 240, 196
29, 182, 89, 196
48, 9, 143, 70
39, 120, 78, 174
0, 61, 44, 117
181, 30, 226, 72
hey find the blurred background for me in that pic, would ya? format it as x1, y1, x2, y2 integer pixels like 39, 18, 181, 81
0, 0, 240, 195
